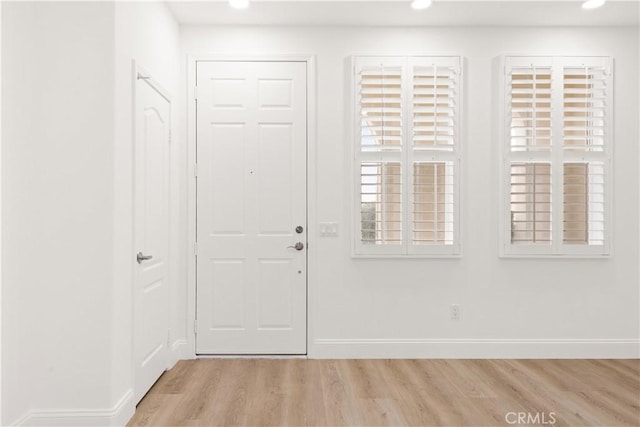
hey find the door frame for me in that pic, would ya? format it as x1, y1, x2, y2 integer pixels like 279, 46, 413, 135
132, 60, 173, 398
186, 54, 317, 358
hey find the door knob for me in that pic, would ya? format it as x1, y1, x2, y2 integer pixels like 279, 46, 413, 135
287, 242, 304, 251
137, 252, 153, 264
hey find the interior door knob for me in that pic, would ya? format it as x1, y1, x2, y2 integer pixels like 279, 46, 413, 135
287, 242, 304, 251
137, 252, 153, 264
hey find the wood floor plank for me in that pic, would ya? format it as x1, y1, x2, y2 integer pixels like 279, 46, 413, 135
377, 359, 442, 426
462, 360, 535, 413
128, 359, 640, 427
318, 360, 359, 426
129, 391, 174, 427
616, 359, 640, 373
177, 359, 230, 425
436, 359, 498, 399
344, 359, 391, 399
282, 360, 328, 426
407, 359, 472, 426
587, 359, 640, 393
153, 359, 198, 395
245, 359, 286, 426
499, 360, 595, 427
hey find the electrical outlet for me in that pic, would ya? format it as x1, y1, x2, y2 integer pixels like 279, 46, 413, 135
451, 304, 460, 321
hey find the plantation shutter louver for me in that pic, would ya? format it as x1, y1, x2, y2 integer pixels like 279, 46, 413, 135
507, 64, 553, 247
562, 66, 607, 248
509, 67, 552, 152
503, 57, 611, 256
510, 162, 552, 244
412, 65, 457, 151
354, 56, 461, 256
563, 66, 607, 152
410, 63, 458, 247
359, 67, 403, 152
358, 63, 404, 247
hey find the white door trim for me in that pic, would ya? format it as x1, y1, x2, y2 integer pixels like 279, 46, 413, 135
186, 54, 317, 358
0, 3, 3, 421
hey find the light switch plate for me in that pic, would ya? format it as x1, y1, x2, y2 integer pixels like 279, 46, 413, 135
319, 222, 339, 237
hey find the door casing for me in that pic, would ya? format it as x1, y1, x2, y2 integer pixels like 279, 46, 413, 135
186, 54, 318, 358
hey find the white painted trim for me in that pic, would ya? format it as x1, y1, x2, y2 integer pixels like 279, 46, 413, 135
0, 2, 3, 423
312, 338, 640, 359
351, 254, 463, 259
496, 55, 508, 257
186, 55, 197, 359
196, 355, 308, 359
306, 56, 318, 357
186, 54, 318, 358
10, 389, 134, 427
167, 0, 640, 3
170, 339, 189, 365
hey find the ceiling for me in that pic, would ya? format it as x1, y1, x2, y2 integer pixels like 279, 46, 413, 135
165, 0, 640, 26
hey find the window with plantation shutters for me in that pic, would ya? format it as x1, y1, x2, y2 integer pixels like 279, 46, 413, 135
354, 56, 461, 256
502, 56, 612, 256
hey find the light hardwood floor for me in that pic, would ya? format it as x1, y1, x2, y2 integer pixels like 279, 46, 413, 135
128, 359, 639, 427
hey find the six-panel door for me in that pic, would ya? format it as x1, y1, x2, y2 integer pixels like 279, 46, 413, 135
196, 61, 307, 354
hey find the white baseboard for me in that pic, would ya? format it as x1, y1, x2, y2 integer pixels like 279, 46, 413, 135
310, 338, 640, 359
169, 339, 189, 367
11, 389, 134, 427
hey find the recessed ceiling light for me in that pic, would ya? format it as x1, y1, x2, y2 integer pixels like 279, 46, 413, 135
229, 0, 250, 9
582, 0, 606, 10
411, 0, 433, 10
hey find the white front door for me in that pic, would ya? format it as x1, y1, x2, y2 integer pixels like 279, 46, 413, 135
134, 77, 171, 403
196, 61, 307, 354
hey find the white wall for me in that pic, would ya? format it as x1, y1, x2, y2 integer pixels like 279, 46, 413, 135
2, 2, 116, 424
0, 10, 636, 425
113, 0, 182, 414
182, 25, 639, 358
2, 1, 183, 424
0, 0, 3, 420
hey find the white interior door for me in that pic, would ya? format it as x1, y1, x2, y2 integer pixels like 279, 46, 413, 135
134, 77, 171, 403
196, 61, 307, 354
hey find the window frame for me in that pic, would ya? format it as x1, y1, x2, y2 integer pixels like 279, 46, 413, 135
351, 55, 463, 258
499, 55, 613, 258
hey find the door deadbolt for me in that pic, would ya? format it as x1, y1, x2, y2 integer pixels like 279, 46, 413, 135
296, 226, 304, 234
